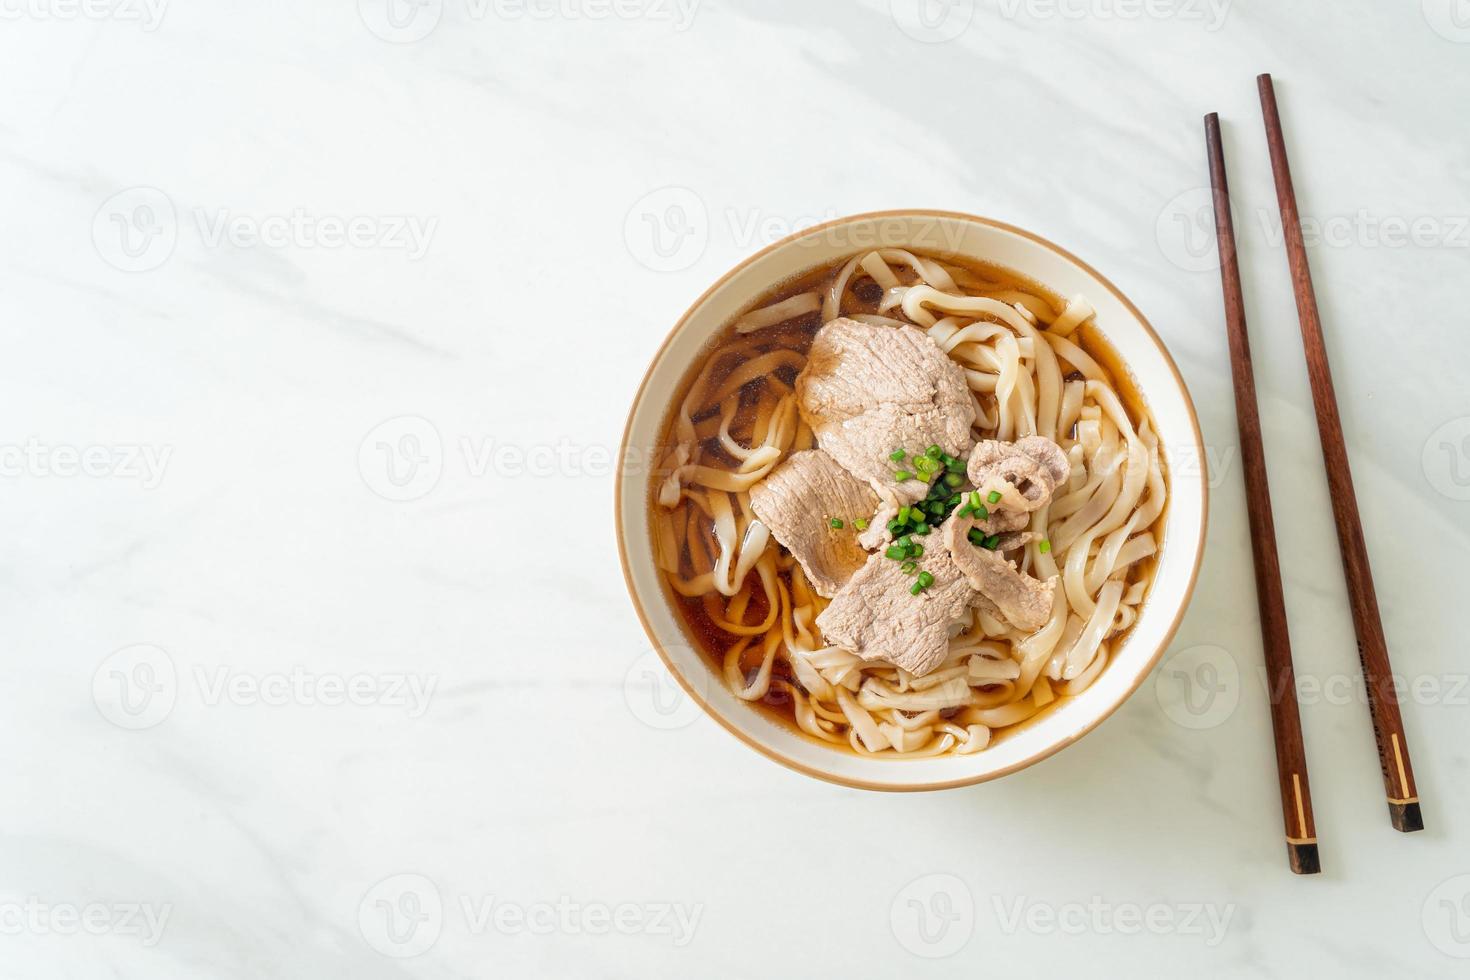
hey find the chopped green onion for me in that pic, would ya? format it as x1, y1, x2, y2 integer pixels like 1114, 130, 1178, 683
899, 560, 917, 575
886, 519, 903, 534
945, 456, 965, 473
829, 518, 844, 529
925, 445, 942, 459
894, 470, 914, 482
915, 523, 930, 536
983, 534, 1001, 550
916, 570, 935, 588
898, 535, 913, 549
896, 506, 911, 524
943, 472, 964, 488
854, 518, 869, 531
889, 449, 907, 462
1039, 539, 1051, 554
910, 581, 923, 596
969, 491, 982, 509
968, 528, 986, 546
885, 545, 906, 561
973, 504, 989, 521
988, 490, 1002, 504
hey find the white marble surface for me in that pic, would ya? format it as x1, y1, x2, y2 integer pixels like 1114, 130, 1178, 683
2, 1, 1467, 976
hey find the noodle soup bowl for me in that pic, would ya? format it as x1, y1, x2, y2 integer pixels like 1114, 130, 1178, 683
617, 210, 1207, 791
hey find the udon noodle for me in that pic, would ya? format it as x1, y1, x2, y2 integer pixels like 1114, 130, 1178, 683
652, 250, 1168, 757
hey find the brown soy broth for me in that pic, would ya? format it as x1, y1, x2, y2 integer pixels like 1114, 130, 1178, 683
649, 251, 1168, 753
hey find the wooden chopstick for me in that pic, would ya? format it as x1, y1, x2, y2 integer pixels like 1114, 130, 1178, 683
1256, 73, 1423, 834
1205, 113, 1321, 875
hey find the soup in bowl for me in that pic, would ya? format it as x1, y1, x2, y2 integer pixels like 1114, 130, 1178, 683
617, 211, 1206, 790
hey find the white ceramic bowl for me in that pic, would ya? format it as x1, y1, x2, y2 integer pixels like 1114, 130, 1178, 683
617, 210, 1207, 791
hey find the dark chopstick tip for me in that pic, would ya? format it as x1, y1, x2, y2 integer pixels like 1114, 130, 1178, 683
1390, 801, 1425, 833
1287, 842, 1321, 876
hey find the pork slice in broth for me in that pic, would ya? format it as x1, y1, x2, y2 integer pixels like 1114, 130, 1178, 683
966, 436, 1071, 513
815, 542, 974, 678
748, 449, 879, 598
941, 512, 1056, 633
796, 318, 975, 504
951, 436, 1069, 537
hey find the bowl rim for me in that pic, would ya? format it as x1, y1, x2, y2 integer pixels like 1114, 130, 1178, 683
615, 208, 1208, 791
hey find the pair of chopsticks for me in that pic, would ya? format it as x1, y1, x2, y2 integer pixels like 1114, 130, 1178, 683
1204, 75, 1422, 876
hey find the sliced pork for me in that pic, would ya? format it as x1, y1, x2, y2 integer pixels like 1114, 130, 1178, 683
815, 542, 973, 677
941, 512, 1056, 632
967, 436, 1071, 514
748, 449, 878, 598
796, 318, 975, 504
816, 514, 1052, 676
